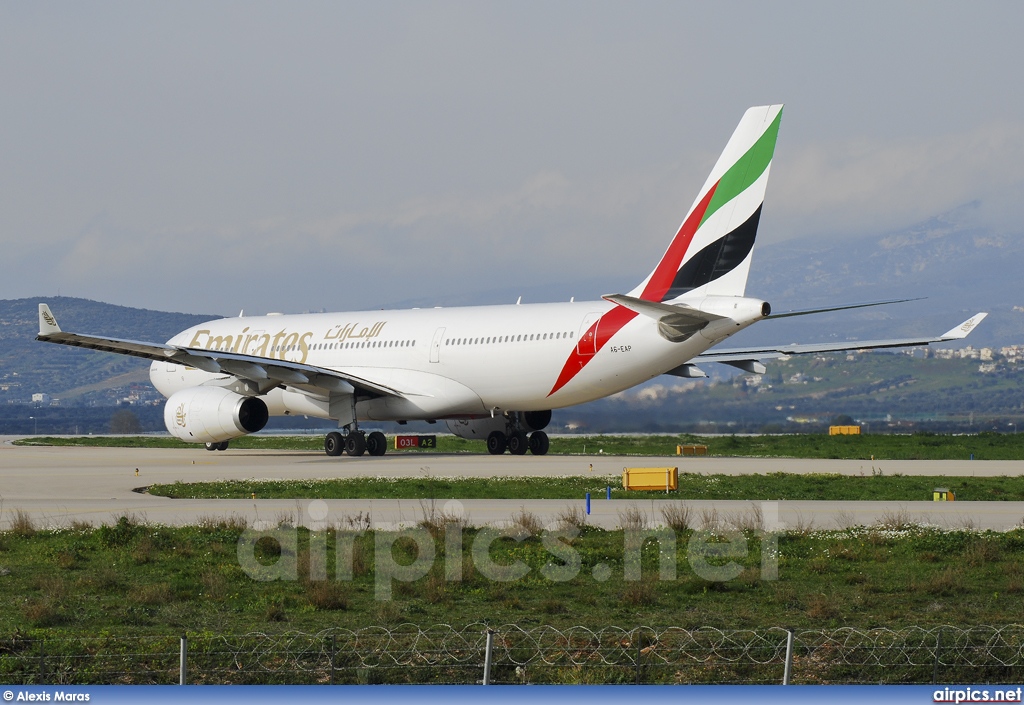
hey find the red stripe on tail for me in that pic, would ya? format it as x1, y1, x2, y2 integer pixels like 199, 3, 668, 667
639, 181, 718, 302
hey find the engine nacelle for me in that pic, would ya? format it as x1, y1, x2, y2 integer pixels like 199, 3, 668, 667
446, 410, 551, 440
164, 386, 269, 444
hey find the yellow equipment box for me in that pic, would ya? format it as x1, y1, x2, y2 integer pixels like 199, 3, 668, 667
933, 488, 955, 501
623, 467, 678, 492
829, 425, 861, 435
676, 444, 708, 456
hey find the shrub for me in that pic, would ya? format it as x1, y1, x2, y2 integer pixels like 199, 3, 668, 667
511, 508, 544, 537
306, 581, 350, 611
618, 505, 648, 531
134, 583, 174, 606
97, 515, 145, 548
621, 581, 658, 607
10, 509, 35, 538
660, 503, 692, 531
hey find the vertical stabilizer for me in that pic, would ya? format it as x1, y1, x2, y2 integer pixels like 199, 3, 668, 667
628, 104, 783, 302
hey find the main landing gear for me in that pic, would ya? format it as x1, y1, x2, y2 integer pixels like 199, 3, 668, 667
205, 441, 229, 451
324, 428, 387, 457
486, 429, 549, 456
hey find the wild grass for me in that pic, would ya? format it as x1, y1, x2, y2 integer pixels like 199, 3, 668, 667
0, 518, 1022, 638
660, 502, 693, 531
617, 504, 648, 531
147, 472, 1024, 502
554, 504, 587, 529
730, 503, 765, 533
19, 430, 1024, 461
305, 580, 350, 611
9, 509, 36, 537
510, 508, 545, 537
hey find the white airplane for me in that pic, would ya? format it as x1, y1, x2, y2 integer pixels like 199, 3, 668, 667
37, 105, 986, 457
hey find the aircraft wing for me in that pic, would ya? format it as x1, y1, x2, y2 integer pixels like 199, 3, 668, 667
692, 312, 988, 365
35, 304, 404, 399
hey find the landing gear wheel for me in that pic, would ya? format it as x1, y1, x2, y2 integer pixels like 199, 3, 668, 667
324, 431, 344, 457
345, 432, 367, 457
529, 431, 549, 456
205, 442, 218, 452
486, 431, 507, 455
508, 431, 528, 456
366, 431, 387, 456
216, 441, 229, 451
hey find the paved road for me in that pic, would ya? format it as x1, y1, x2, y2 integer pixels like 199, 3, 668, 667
2, 439, 1023, 530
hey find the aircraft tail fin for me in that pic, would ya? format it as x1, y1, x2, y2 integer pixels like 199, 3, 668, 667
628, 104, 783, 302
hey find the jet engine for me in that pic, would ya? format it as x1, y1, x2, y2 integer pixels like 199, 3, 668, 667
164, 386, 269, 444
446, 410, 551, 440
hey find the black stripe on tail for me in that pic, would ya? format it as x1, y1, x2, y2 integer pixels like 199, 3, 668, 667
660, 205, 761, 301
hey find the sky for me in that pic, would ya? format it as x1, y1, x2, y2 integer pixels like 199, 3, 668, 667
3, 1, 1024, 316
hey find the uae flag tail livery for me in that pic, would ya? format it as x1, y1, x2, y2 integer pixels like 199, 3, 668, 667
630, 104, 782, 303
547, 105, 783, 397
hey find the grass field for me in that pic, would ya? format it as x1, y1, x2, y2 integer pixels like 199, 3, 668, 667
148, 473, 1024, 502
1, 510, 1022, 641
16, 431, 1024, 460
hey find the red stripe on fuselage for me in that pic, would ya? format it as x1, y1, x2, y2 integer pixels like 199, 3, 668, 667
548, 305, 637, 397
639, 181, 718, 302
547, 181, 719, 397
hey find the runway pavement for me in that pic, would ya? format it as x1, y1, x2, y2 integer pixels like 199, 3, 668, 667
2, 438, 1024, 530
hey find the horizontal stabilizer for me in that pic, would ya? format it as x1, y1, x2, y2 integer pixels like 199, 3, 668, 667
604, 293, 724, 342
603, 294, 725, 324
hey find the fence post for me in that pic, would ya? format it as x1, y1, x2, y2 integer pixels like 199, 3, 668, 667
932, 629, 943, 685
38, 638, 45, 684
329, 634, 336, 685
635, 632, 643, 685
782, 630, 794, 685
179, 634, 187, 685
483, 629, 495, 685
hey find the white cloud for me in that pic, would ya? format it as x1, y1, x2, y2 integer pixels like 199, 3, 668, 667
768, 121, 1024, 241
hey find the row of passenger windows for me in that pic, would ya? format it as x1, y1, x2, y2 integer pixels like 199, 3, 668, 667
445, 331, 574, 346
311, 340, 416, 351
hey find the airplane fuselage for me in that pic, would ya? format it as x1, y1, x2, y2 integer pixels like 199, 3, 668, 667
150, 297, 764, 423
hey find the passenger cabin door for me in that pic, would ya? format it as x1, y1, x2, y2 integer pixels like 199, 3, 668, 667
576, 313, 602, 357
429, 327, 446, 363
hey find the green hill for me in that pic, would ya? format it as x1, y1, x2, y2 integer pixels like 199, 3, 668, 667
0, 297, 217, 403
564, 349, 1024, 434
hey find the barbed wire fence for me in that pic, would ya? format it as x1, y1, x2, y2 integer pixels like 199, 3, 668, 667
1, 624, 1022, 685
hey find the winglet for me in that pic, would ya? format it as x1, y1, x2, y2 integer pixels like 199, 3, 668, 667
940, 313, 987, 340
38, 304, 61, 336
